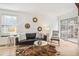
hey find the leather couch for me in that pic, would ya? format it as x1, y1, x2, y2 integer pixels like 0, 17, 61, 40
16, 33, 47, 45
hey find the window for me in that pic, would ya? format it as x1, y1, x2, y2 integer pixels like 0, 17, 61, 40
1, 15, 17, 35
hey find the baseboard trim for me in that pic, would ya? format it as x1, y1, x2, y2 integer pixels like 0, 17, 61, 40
62, 39, 78, 44
0, 44, 15, 47
0, 45, 7, 47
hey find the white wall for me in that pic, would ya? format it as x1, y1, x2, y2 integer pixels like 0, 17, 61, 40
0, 9, 58, 33
0, 9, 59, 45
58, 9, 78, 20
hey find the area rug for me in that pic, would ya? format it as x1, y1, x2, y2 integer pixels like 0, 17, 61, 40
16, 45, 57, 56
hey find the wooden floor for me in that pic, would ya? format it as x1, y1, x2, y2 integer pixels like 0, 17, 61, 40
56, 39, 79, 56
0, 39, 79, 56
0, 46, 16, 56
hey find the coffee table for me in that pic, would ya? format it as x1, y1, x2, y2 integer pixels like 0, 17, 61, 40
34, 40, 48, 46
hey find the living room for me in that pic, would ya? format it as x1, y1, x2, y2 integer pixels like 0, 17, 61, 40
0, 3, 79, 56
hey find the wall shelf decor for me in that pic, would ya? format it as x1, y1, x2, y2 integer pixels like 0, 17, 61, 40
33, 17, 38, 23
25, 23, 30, 29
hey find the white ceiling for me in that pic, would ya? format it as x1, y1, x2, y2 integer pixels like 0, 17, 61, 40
0, 3, 77, 16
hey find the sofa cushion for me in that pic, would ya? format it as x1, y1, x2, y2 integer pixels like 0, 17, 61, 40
26, 33, 36, 39
20, 39, 36, 43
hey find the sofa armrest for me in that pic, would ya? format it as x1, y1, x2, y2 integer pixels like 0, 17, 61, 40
15, 37, 19, 45
43, 35, 47, 41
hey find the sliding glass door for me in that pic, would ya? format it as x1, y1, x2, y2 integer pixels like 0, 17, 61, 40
60, 17, 79, 44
